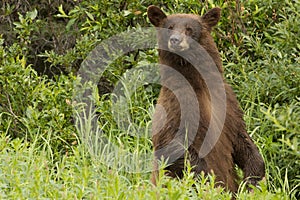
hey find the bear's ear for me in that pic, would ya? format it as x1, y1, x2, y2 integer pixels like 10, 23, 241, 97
147, 5, 167, 27
201, 7, 221, 28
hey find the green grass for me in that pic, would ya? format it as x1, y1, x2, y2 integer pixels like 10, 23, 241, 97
0, 133, 291, 199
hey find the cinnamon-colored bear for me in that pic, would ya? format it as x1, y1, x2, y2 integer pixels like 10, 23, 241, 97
147, 5, 265, 193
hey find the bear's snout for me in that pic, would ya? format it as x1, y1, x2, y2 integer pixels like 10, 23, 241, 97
170, 34, 183, 46
168, 33, 190, 52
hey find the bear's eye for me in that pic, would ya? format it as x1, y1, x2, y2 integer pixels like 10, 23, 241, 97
167, 25, 174, 30
185, 27, 193, 35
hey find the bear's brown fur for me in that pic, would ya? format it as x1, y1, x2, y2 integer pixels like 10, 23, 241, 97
147, 5, 265, 193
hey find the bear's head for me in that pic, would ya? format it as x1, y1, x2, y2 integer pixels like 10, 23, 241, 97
147, 6, 221, 53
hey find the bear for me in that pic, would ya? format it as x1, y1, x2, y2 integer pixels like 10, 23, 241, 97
147, 5, 265, 194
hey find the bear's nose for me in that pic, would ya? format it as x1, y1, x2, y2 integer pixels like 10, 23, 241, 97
170, 34, 183, 45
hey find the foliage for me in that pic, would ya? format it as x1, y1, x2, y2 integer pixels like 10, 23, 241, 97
0, 0, 299, 199
0, 38, 77, 158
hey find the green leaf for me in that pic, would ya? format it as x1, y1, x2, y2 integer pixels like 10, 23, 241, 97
27, 9, 38, 20
66, 18, 77, 31
123, 10, 132, 17
85, 11, 94, 21
58, 4, 68, 18
13, 22, 23, 29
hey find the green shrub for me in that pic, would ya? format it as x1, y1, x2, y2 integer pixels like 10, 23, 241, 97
0, 38, 77, 158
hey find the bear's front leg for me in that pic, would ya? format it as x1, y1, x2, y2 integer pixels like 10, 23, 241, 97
151, 158, 159, 186
233, 132, 265, 190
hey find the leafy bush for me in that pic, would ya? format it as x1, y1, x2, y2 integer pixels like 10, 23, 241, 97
0, 38, 77, 158
0, 0, 80, 76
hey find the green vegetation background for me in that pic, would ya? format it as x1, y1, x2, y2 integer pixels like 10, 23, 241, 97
0, 0, 299, 199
